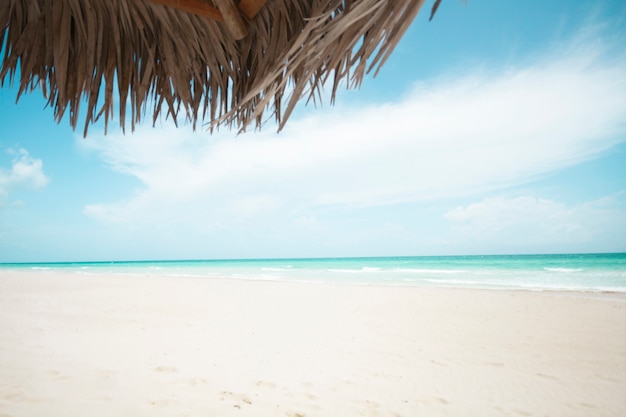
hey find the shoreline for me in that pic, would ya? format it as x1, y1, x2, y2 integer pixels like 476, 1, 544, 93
2, 267, 626, 297
1, 270, 625, 416
2, 253, 624, 294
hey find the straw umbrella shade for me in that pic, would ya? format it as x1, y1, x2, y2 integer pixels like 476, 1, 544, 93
1, 0, 443, 137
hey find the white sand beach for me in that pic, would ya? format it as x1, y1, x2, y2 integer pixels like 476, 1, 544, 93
0, 270, 625, 417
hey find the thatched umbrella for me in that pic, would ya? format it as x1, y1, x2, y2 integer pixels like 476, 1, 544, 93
1, 0, 443, 136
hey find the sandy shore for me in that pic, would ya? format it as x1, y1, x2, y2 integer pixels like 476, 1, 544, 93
0, 270, 624, 417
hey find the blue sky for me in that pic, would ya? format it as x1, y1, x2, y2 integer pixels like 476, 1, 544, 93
1, 0, 626, 262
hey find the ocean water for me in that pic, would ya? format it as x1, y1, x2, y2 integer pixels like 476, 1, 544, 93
0, 253, 626, 292
2, 253, 626, 293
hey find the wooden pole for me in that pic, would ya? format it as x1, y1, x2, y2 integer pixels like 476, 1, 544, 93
146, 0, 223, 21
145, 0, 268, 39
213, 0, 248, 40
238, 0, 267, 19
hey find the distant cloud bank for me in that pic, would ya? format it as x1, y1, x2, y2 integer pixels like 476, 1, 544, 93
444, 193, 626, 253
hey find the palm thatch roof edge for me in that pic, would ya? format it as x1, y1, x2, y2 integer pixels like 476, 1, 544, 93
1, 0, 440, 136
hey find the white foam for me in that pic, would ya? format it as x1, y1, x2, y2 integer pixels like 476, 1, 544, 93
328, 267, 381, 273
394, 268, 467, 274
544, 267, 583, 272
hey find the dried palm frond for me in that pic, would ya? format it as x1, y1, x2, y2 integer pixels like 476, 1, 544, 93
0, 0, 433, 137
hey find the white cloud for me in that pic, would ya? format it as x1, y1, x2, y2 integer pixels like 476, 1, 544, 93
444, 193, 626, 252
0, 148, 50, 205
80, 29, 626, 230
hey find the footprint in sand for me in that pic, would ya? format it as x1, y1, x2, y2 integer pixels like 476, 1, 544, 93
418, 396, 449, 405
154, 366, 178, 373
187, 377, 209, 387
219, 390, 253, 408
483, 361, 505, 367
48, 369, 73, 380
255, 380, 277, 389
148, 398, 180, 408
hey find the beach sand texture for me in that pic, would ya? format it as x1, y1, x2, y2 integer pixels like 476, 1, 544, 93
0, 270, 625, 417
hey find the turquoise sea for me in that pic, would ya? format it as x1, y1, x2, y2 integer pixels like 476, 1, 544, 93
2, 253, 626, 293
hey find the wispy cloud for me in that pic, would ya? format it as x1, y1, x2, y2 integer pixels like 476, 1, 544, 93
80, 27, 626, 229
0, 148, 49, 206
444, 192, 626, 253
